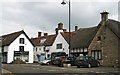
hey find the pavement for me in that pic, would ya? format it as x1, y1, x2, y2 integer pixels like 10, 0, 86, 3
1, 64, 120, 75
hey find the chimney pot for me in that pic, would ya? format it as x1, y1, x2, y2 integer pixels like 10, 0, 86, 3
100, 11, 109, 21
38, 32, 41, 37
58, 23, 63, 30
75, 26, 78, 31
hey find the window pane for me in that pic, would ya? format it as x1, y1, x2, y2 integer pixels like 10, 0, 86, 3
36, 48, 37, 52
99, 51, 101, 59
95, 51, 98, 60
20, 38, 24, 44
91, 51, 94, 58
19, 46, 24, 52
56, 44, 62, 49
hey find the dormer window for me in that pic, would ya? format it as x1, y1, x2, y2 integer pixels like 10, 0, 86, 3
20, 38, 24, 44
40, 39, 46, 43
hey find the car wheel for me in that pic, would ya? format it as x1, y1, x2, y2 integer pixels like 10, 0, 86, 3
58, 62, 63, 67
77, 65, 80, 68
58, 63, 62, 67
47, 62, 50, 65
88, 64, 91, 68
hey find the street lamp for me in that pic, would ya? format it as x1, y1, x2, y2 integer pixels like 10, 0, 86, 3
61, 0, 71, 57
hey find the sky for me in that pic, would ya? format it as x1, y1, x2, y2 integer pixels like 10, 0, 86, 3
0, 0, 119, 38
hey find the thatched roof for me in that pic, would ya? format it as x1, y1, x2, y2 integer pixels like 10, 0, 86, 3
61, 31, 77, 44
70, 19, 120, 49
105, 19, 120, 39
70, 26, 97, 49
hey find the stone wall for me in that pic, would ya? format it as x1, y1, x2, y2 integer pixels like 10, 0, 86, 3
88, 22, 119, 67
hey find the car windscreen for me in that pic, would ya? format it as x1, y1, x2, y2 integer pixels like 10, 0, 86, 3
76, 56, 83, 60
76, 56, 88, 61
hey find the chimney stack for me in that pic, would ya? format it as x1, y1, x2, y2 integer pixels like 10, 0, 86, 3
100, 11, 109, 21
44, 33, 48, 36
38, 32, 41, 37
58, 23, 63, 30
75, 26, 78, 31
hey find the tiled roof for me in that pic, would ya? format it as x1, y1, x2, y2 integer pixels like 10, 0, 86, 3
31, 31, 76, 46
44, 35, 56, 46
31, 34, 56, 46
0, 30, 34, 46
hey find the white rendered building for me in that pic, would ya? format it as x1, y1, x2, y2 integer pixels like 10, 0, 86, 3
0, 30, 34, 63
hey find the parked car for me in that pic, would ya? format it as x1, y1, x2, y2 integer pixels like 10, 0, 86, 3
75, 56, 100, 68
40, 58, 51, 65
51, 52, 67, 64
62, 57, 76, 66
53, 56, 67, 67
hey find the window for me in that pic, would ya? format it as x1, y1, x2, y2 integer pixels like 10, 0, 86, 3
40, 39, 46, 43
97, 36, 101, 41
47, 54, 50, 58
56, 44, 62, 49
19, 46, 24, 52
43, 47, 45, 51
20, 38, 24, 44
39, 48, 41, 51
36, 48, 37, 52
2, 46, 4, 52
91, 50, 102, 60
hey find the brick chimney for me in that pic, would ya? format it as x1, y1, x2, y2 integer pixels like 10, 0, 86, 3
38, 32, 41, 37
58, 23, 63, 30
75, 26, 78, 31
100, 11, 109, 21
44, 33, 48, 36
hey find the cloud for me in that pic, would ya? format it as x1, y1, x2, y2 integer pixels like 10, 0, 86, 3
0, 0, 119, 37
0, 0, 119, 2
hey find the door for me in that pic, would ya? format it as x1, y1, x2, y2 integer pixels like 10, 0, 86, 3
36, 54, 40, 63
2, 55, 7, 63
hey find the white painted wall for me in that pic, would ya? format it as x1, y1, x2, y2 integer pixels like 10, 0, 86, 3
49, 33, 69, 56
0, 47, 1, 53
8, 33, 34, 63
34, 46, 45, 53
45, 46, 51, 50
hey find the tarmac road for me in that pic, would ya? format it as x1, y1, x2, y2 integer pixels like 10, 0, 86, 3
2, 64, 120, 75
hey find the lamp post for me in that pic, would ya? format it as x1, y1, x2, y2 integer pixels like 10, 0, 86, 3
61, 0, 71, 57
